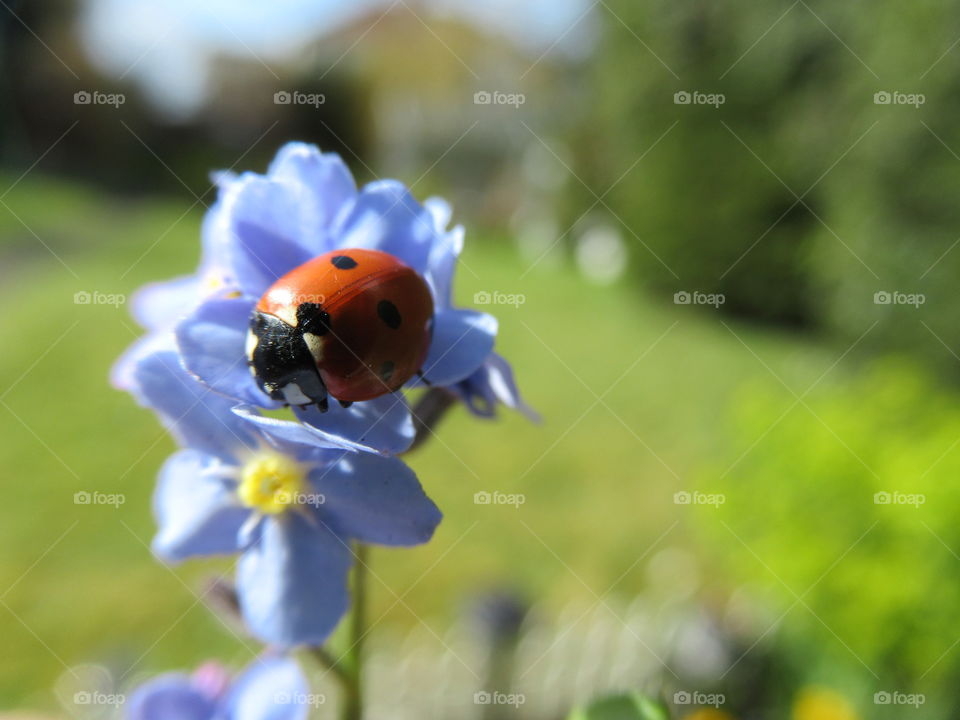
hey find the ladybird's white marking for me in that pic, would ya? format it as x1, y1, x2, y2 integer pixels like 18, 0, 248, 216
302, 332, 325, 363
245, 329, 259, 359
281, 382, 311, 405
267, 286, 296, 307
275, 305, 298, 327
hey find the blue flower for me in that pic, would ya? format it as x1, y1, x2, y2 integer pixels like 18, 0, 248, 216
169, 142, 499, 448
132, 350, 441, 646
126, 657, 310, 720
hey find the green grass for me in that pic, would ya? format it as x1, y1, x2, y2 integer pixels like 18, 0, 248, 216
0, 174, 842, 709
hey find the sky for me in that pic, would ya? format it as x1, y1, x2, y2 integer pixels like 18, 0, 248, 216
77, 0, 595, 118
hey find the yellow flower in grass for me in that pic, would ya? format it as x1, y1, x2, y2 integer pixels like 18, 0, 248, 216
793, 687, 859, 720
684, 710, 736, 720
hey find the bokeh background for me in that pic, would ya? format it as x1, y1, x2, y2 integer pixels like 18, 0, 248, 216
2, 1, 960, 718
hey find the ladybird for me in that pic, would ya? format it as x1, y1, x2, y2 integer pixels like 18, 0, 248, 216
247, 248, 434, 411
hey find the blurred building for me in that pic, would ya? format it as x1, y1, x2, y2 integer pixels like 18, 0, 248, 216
1, 0, 587, 230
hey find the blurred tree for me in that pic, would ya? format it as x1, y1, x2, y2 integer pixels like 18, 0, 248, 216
579, 0, 960, 379
578, 0, 851, 326
808, 1, 960, 378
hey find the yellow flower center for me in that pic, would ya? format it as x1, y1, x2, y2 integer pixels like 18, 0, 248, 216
238, 453, 307, 515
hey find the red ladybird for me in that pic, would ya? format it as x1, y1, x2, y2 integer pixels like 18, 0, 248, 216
246, 248, 434, 410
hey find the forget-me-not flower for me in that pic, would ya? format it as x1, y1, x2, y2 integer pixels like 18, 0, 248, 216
126, 656, 309, 720
131, 349, 441, 646
170, 143, 502, 446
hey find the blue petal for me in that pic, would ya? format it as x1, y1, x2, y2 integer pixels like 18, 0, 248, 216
220, 174, 323, 298
112, 331, 177, 393
424, 196, 452, 231
309, 453, 441, 547
236, 513, 352, 647
415, 309, 498, 386
131, 275, 202, 331
424, 224, 463, 311
126, 674, 217, 720
201, 189, 242, 285
152, 449, 249, 563
132, 350, 258, 463
232, 405, 377, 455
267, 142, 357, 233
332, 180, 437, 273
176, 296, 279, 407
456, 352, 540, 421
294, 393, 415, 455
224, 656, 310, 720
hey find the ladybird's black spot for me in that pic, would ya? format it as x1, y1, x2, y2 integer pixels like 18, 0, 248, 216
380, 361, 395, 382
331, 255, 358, 270
377, 299, 402, 329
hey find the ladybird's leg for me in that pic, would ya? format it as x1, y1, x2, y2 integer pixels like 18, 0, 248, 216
415, 369, 433, 387
317, 397, 329, 413
338, 400, 353, 409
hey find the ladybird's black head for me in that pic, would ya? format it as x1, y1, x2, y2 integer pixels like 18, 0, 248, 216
295, 302, 331, 336
247, 310, 328, 408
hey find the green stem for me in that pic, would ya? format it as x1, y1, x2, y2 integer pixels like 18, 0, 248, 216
307, 646, 350, 686
342, 542, 368, 720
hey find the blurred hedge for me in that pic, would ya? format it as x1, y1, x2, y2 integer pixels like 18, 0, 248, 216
580, 0, 960, 370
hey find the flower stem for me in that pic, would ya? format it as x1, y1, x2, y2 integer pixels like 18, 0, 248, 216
307, 646, 350, 685
407, 387, 457, 453
342, 542, 369, 720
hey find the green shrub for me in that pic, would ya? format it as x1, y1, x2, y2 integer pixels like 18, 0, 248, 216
698, 358, 960, 716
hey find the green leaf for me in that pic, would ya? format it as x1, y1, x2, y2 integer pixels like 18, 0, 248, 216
567, 692, 670, 720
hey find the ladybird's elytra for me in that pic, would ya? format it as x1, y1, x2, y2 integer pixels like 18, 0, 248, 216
247, 248, 434, 408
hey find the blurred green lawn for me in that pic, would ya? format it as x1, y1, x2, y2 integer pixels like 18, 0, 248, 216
0, 174, 841, 709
